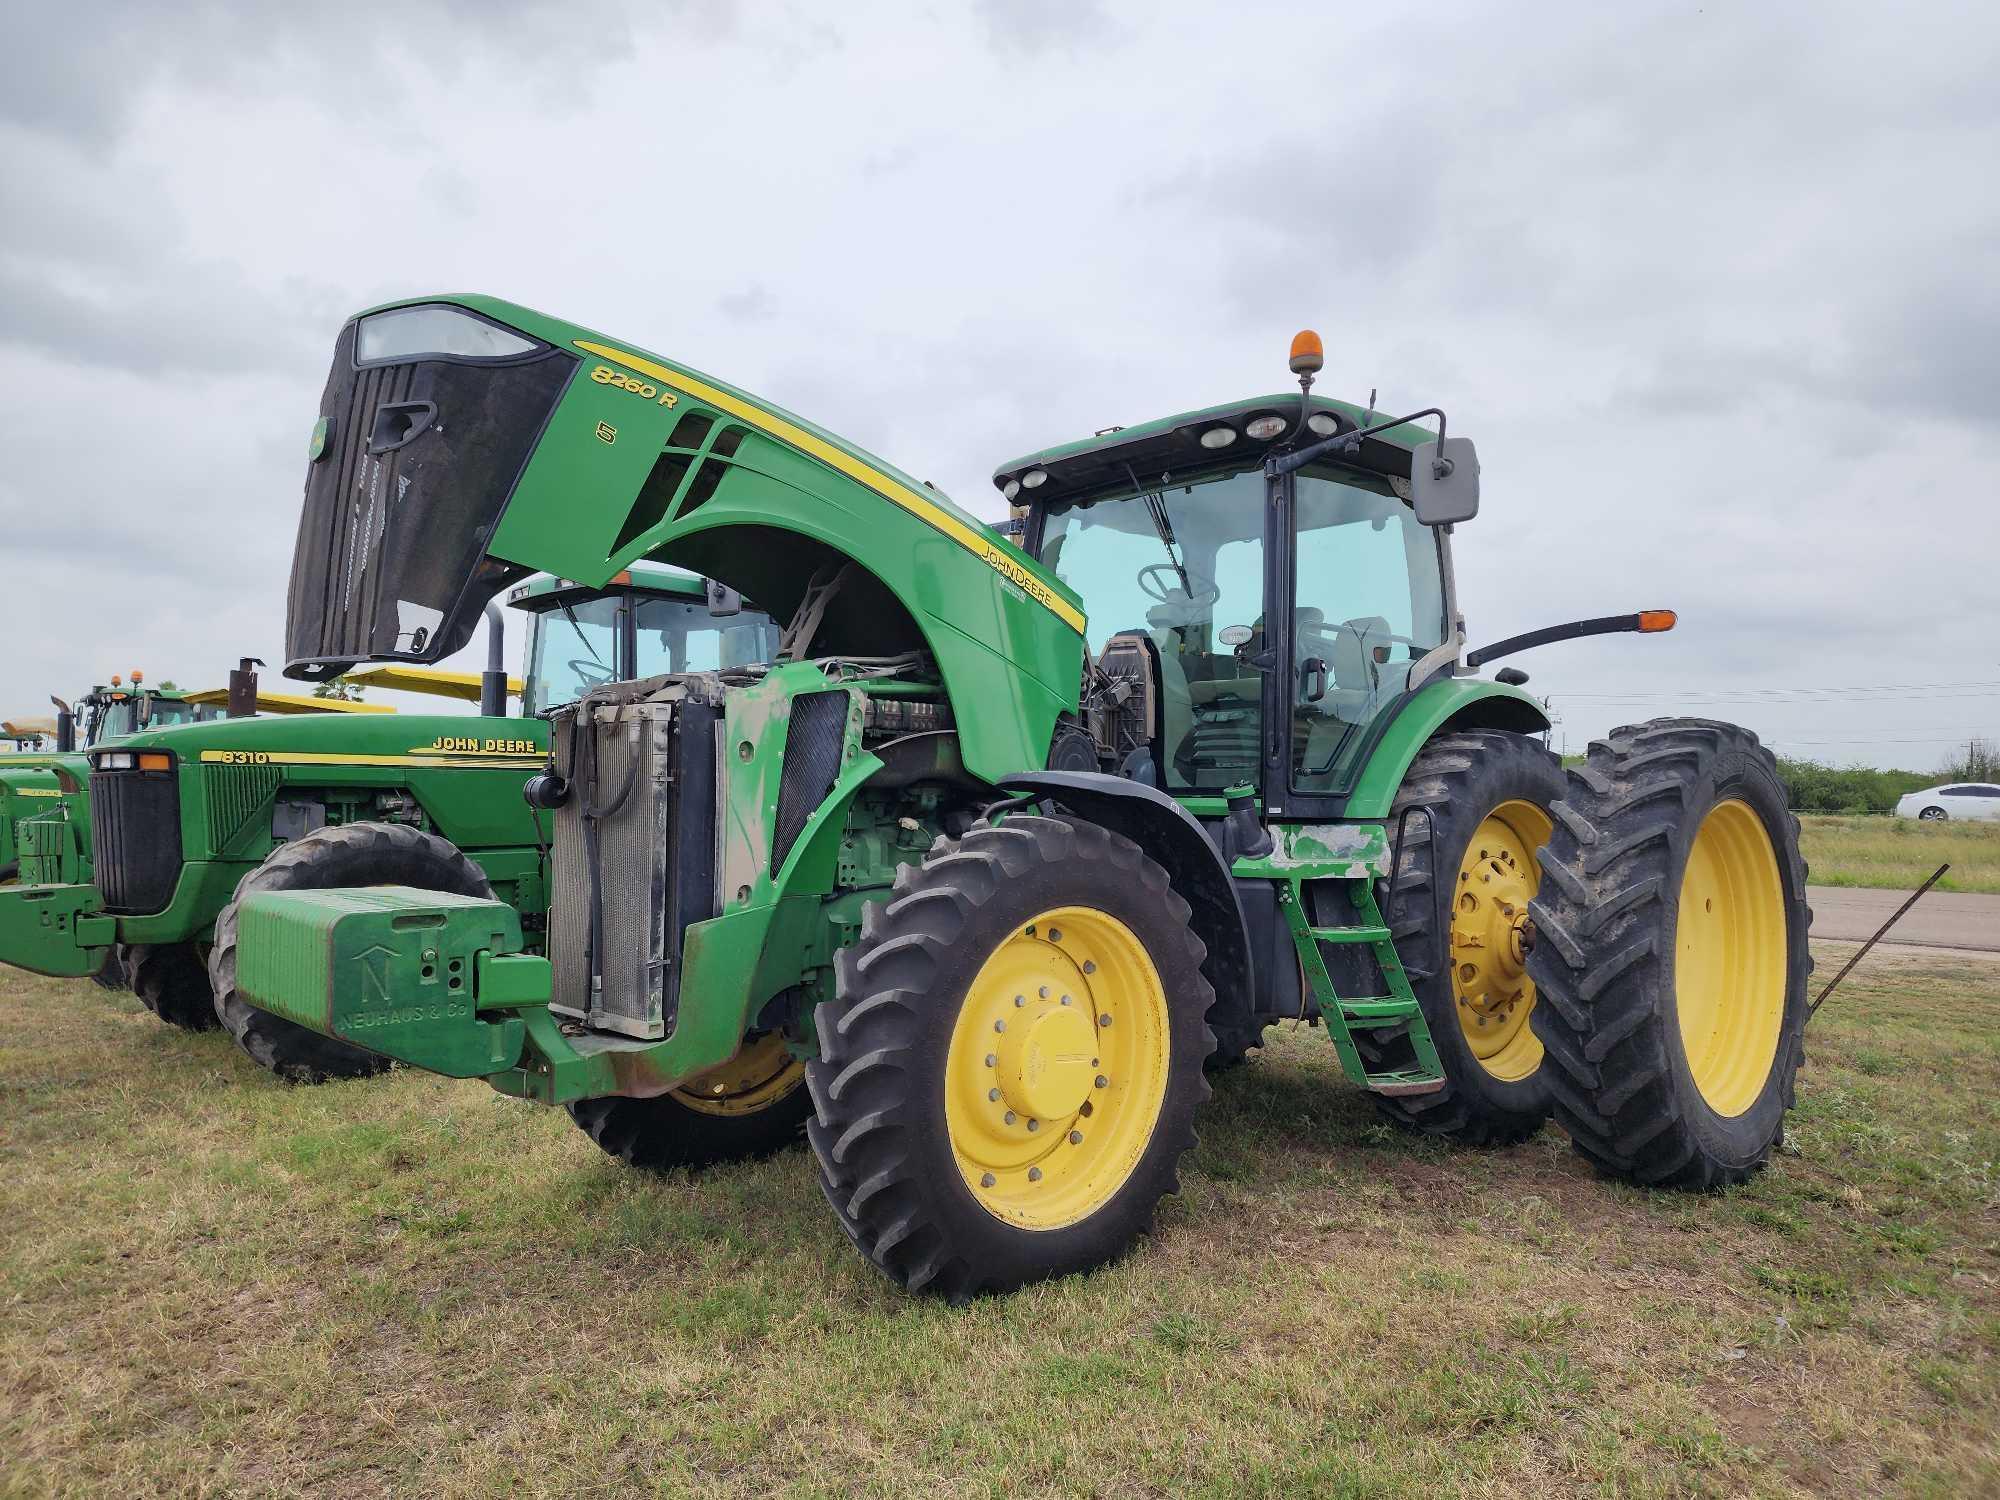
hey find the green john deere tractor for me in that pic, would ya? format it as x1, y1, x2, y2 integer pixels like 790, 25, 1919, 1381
2, 677, 225, 989
0, 567, 778, 1068
222, 296, 1811, 1299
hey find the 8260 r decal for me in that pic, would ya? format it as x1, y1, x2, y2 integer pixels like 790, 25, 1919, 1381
590, 365, 680, 408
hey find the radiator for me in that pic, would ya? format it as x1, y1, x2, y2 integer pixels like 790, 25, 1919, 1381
547, 692, 721, 1040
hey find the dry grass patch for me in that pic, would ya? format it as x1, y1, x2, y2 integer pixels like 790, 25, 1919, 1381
1, 947, 1996, 1497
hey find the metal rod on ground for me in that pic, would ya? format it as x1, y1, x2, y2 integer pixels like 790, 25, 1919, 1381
1807, 863, 1951, 1021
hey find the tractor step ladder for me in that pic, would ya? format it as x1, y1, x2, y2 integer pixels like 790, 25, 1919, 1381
1277, 877, 1446, 1096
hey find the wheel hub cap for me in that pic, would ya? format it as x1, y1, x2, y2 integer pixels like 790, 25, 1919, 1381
997, 1002, 1096, 1121
1450, 800, 1554, 1082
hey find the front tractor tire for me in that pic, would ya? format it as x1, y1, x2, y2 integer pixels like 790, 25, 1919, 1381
1527, 719, 1811, 1189
807, 815, 1215, 1301
568, 1033, 812, 1170
91, 946, 132, 993
1365, 729, 1565, 1146
208, 822, 495, 1084
123, 942, 217, 1028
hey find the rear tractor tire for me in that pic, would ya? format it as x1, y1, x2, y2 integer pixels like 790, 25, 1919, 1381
568, 1033, 812, 1170
1363, 729, 1565, 1146
208, 822, 494, 1084
807, 814, 1215, 1301
1526, 719, 1810, 1189
123, 942, 216, 1028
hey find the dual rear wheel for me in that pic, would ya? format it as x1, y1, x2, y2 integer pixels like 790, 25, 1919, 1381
1372, 721, 1808, 1189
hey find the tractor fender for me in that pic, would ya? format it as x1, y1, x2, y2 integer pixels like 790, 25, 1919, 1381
996, 770, 1252, 1012
1341, 677, 1551, 820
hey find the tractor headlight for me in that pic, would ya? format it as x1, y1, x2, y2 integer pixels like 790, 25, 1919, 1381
1001, 478, 1022, 501
1199, 426, 1238, 449
1021, 469, 1049, 489
1307, 412, 1340, 437
356, 305, 539, 364
97, 752, 133, 770
1245, 415, 1287, 440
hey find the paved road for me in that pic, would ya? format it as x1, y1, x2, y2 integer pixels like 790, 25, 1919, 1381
1808, 885, 2000, 953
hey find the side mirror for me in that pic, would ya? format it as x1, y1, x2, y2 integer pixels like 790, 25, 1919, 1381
1410, 437, 1479, 526
704, 578, 743, 617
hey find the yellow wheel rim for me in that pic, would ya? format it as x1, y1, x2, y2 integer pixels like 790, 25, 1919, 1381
1451, 799, 1553, 1083
1676, 799, 1786, 1117
944, 906, 1171, 1231
671, 1032, 806, 1118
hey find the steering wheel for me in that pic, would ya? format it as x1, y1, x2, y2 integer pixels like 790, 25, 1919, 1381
1138, 562, 1221, 607
566, 657, 615, 690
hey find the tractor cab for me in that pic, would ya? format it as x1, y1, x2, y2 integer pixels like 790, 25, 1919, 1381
997, 395, 1456, 811
506, 563, 781, 715
71, 678, 219, 749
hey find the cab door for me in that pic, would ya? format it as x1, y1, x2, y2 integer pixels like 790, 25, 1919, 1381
1266, 463, 1452, 820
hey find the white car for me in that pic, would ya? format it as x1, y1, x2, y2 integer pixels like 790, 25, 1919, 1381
1895, 782, 2000, 822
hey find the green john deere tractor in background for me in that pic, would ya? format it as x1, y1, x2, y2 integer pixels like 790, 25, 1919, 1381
0, 566, 778, 1071
2, 677, 227, 989
2, 676, 217, 877
221, 296, 1810, 1299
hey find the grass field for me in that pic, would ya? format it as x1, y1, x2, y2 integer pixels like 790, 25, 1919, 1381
3, 950, 1996, 1498
1798, 814, 2000, 895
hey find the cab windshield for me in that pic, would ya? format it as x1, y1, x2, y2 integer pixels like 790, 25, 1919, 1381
524, 597, 621, 715
1037, 464, 1447, 794
88, 698, 138, 744
521, 591, 781, 714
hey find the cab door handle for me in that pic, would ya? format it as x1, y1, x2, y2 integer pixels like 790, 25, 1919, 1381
1300, 657, 1329, 704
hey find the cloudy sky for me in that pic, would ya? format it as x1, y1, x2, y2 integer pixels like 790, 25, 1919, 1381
3, 1, 1995, 768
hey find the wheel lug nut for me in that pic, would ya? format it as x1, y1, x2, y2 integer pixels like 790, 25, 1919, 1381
994, 1019, 1006, 1033
1004, 1111, 1017, 1124
985, 1053, 996, 1067
1069, 1130, 1083, 1144
1027, 1167, 1042, 1182
1082, 960, 1096, 974
1048, 928, 1062, 942
1098, 1014, 1112, 1027
1060, 995, 1071, 1005
1027, 1118, 1039, 1132
980, 1173, 996, 1188
1095, 1075, 1108, 1089
989, 1088, 1001, 1101
1039, 985, 1050, 998
1014, 995, 1025, 1007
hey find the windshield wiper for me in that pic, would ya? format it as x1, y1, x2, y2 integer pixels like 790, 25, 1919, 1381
1123, 463, 1191, 595
560, 600, 610, 672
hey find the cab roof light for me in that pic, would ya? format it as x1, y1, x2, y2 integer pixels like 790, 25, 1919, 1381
1288, 329, 1324, 376
1198, 426, 1238, 450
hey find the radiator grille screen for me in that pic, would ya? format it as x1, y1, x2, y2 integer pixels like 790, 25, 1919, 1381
547, 698, 718, 1041
91, 771, 182, 914
771, 690, 849, 877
